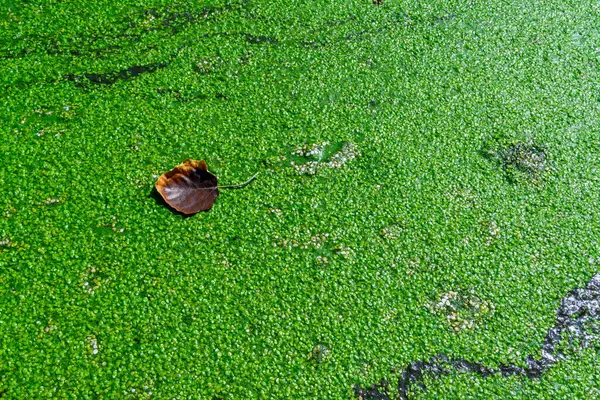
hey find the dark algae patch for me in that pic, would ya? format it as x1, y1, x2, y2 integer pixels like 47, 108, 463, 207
483, 136, 550, 183
65, 62, 169, 86
2, 0, 600, 398
245, 34, 279, 44
64, 48, 182, 87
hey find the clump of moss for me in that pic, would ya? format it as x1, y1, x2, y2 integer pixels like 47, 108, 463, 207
0, 237, 11, 248
483, 137, 549, 183
500, 141, 547, 174
427, 290, 495, 332
311, 344, 332, 363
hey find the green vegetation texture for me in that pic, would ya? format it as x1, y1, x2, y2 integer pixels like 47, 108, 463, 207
1, 0, 600, 398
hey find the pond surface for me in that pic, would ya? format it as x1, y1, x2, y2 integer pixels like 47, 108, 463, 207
1, 0, 600, 398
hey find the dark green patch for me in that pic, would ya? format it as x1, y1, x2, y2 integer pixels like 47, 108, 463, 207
245, 34, 279, 44
483, 137, 550, 183
65, 62, 169, 86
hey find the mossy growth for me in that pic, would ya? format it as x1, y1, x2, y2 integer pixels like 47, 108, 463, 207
483, 135, 550, 184
311, 344, 332, 364
427, 290, 495, 332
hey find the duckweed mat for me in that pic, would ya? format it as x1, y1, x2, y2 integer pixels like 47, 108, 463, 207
1, 0, 600, 398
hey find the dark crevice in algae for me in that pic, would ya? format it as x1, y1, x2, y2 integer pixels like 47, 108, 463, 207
355, 274, 600, 400
64, 48, 182, 87
65, 62, 167, 86
245, 34, 279, 44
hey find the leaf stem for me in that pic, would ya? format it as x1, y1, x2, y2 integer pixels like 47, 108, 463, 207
217, 172, 259, 189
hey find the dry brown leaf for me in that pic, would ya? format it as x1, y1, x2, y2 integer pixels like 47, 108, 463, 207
155, 159, 219, 214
